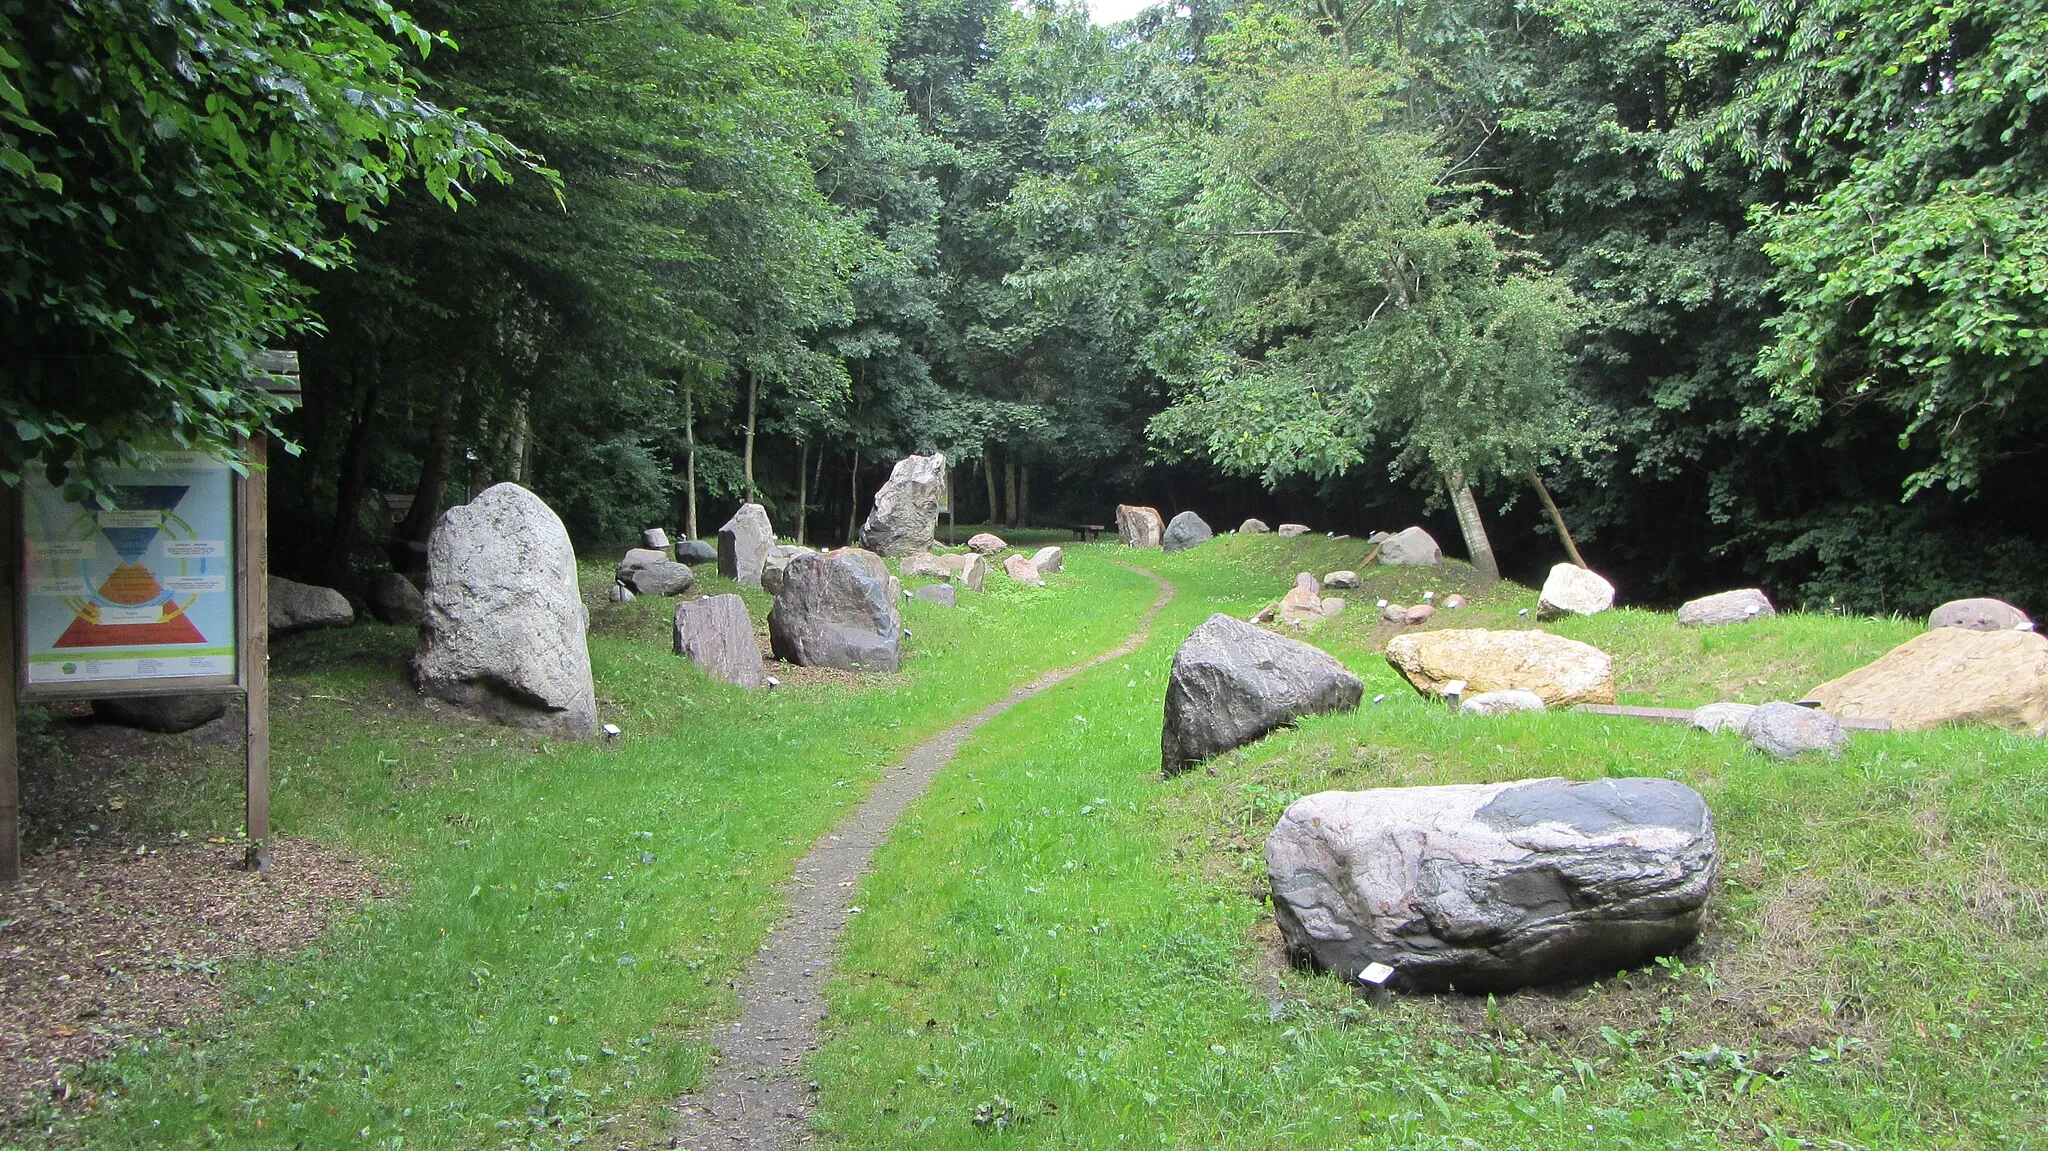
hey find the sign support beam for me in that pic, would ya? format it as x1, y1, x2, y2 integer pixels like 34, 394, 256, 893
241, 436, 271, 874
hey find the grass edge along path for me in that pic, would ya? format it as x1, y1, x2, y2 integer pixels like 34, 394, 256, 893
671, 566, 1176, 1149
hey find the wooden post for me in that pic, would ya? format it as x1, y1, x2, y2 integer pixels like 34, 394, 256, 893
1, 487, 19, 884
241, 436, 271, 875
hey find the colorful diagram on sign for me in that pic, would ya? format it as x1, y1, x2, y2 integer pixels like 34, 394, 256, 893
21, 454, 238, 686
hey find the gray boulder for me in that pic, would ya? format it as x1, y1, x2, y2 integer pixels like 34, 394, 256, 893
1324, 570, 1361, 589
673, 594, 764, 689
717, 504, 775, 586
900, 552, 950, 579
642, 527, 670, 550
938, 552, 986, 592
1927, 597, 2032, 632
269, 576, 353, 635
674, 539, 717, 565
1161, 511, 1214, 553
1267, 777, 1717, 992
768, 550, 902, 671
1162, 614, 1364, 775
1030, 545, 1064, 575
1239, 518, 1270, 534
1378, 527, 1442, 565
1460, 689, 1547, 716
91, 694, 229, 733
1678, 589, 1774, 627
1743, 701, 1846, 758
365, 571, 425, 625
860, 453, 947, 557
620, 560, 696, 597
412, 484, 597, 739
1277, 523, 1312, 538
609, 582, 634, 603
912, 583, 957, 608
760, 544, 818, 597
618, 546, 668, 571
967, 532, 1007, 554
1691, 702, 1757, 733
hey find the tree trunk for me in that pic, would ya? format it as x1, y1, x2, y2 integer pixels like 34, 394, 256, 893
682, 381, 698, 540
1003, 456, 1018, 529
1018, 458, 1031, 528
742, 369, 758, 504
1527, 468, 1587, 568
324, 382, 380, 583
397, 386, 460, 557
845, 451, 860, 545
795, 440, 810, 545
501, 392, 529, 485
1447, 471, 1501, 583
983, 452, 1001, 527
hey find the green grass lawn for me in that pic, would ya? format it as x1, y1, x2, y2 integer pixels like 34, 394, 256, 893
812, 535, 2048, 1150
17, 532, 2047, 1149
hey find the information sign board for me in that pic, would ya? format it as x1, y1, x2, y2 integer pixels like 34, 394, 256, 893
18, 453, 239, 692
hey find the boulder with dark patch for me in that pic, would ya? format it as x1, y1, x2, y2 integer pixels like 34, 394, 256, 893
1378, 527, 1442, 566
365, 571, 425, 625
1239, 518, 1270, 534
1266, 777, 1717, 991
1161, 511, 1214, 553
1277, 523, 1311, 538
1324, 571, 1361, 589
91, 694, 229, 733
270, 576, 353, 635
674, 539, 717, 565
1678, 589, 1774, 627
673, 594, 764, 688
967, 532, 1007, 554
717, 504, 775, 587
619, 558, 697, 597
642, 527, 670, 550
768, 550, 902, 671
412, 484, 597, 739
1162, 614, 1364, 775
1927, 597, 2032, 632
860, 453, 947, 557
1743, 701, 1847, 758
1116, 504, 1164, 548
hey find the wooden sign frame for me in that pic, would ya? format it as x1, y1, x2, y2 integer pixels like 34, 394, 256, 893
1, 355, 292, 883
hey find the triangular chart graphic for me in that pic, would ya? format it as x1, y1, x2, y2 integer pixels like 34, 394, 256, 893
54, 563, 207, 648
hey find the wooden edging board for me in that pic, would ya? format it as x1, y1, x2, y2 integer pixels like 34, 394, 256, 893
1571, 703, 1894, 732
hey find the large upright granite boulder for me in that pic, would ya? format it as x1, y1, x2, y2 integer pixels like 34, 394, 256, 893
768, 549, 902, 671
412, 484, 597, 739
270, 576, 353, 635
1266, 778, 1717, 991
1385, 629, 1616, 706
1927, 597, 2032, 632
1536, 563, 1615, 620
860, 453, 947, 557
91, 694, 229, 733
1805, 628, 2048, 734
673, 594, 765, 689
717, 503, 775, 586
1378, 527, 1442, 566
1116, 504, 1164, 548
1161, 511, 1214, 553
365, 571, 425, 625
1678, 589, 1774, 627
1162, 614, 1364, 775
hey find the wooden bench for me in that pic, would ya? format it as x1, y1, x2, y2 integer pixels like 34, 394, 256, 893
1072, 523, 1106, 542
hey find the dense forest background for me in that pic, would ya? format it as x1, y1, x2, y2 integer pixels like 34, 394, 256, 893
6, 0, 2044, 611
